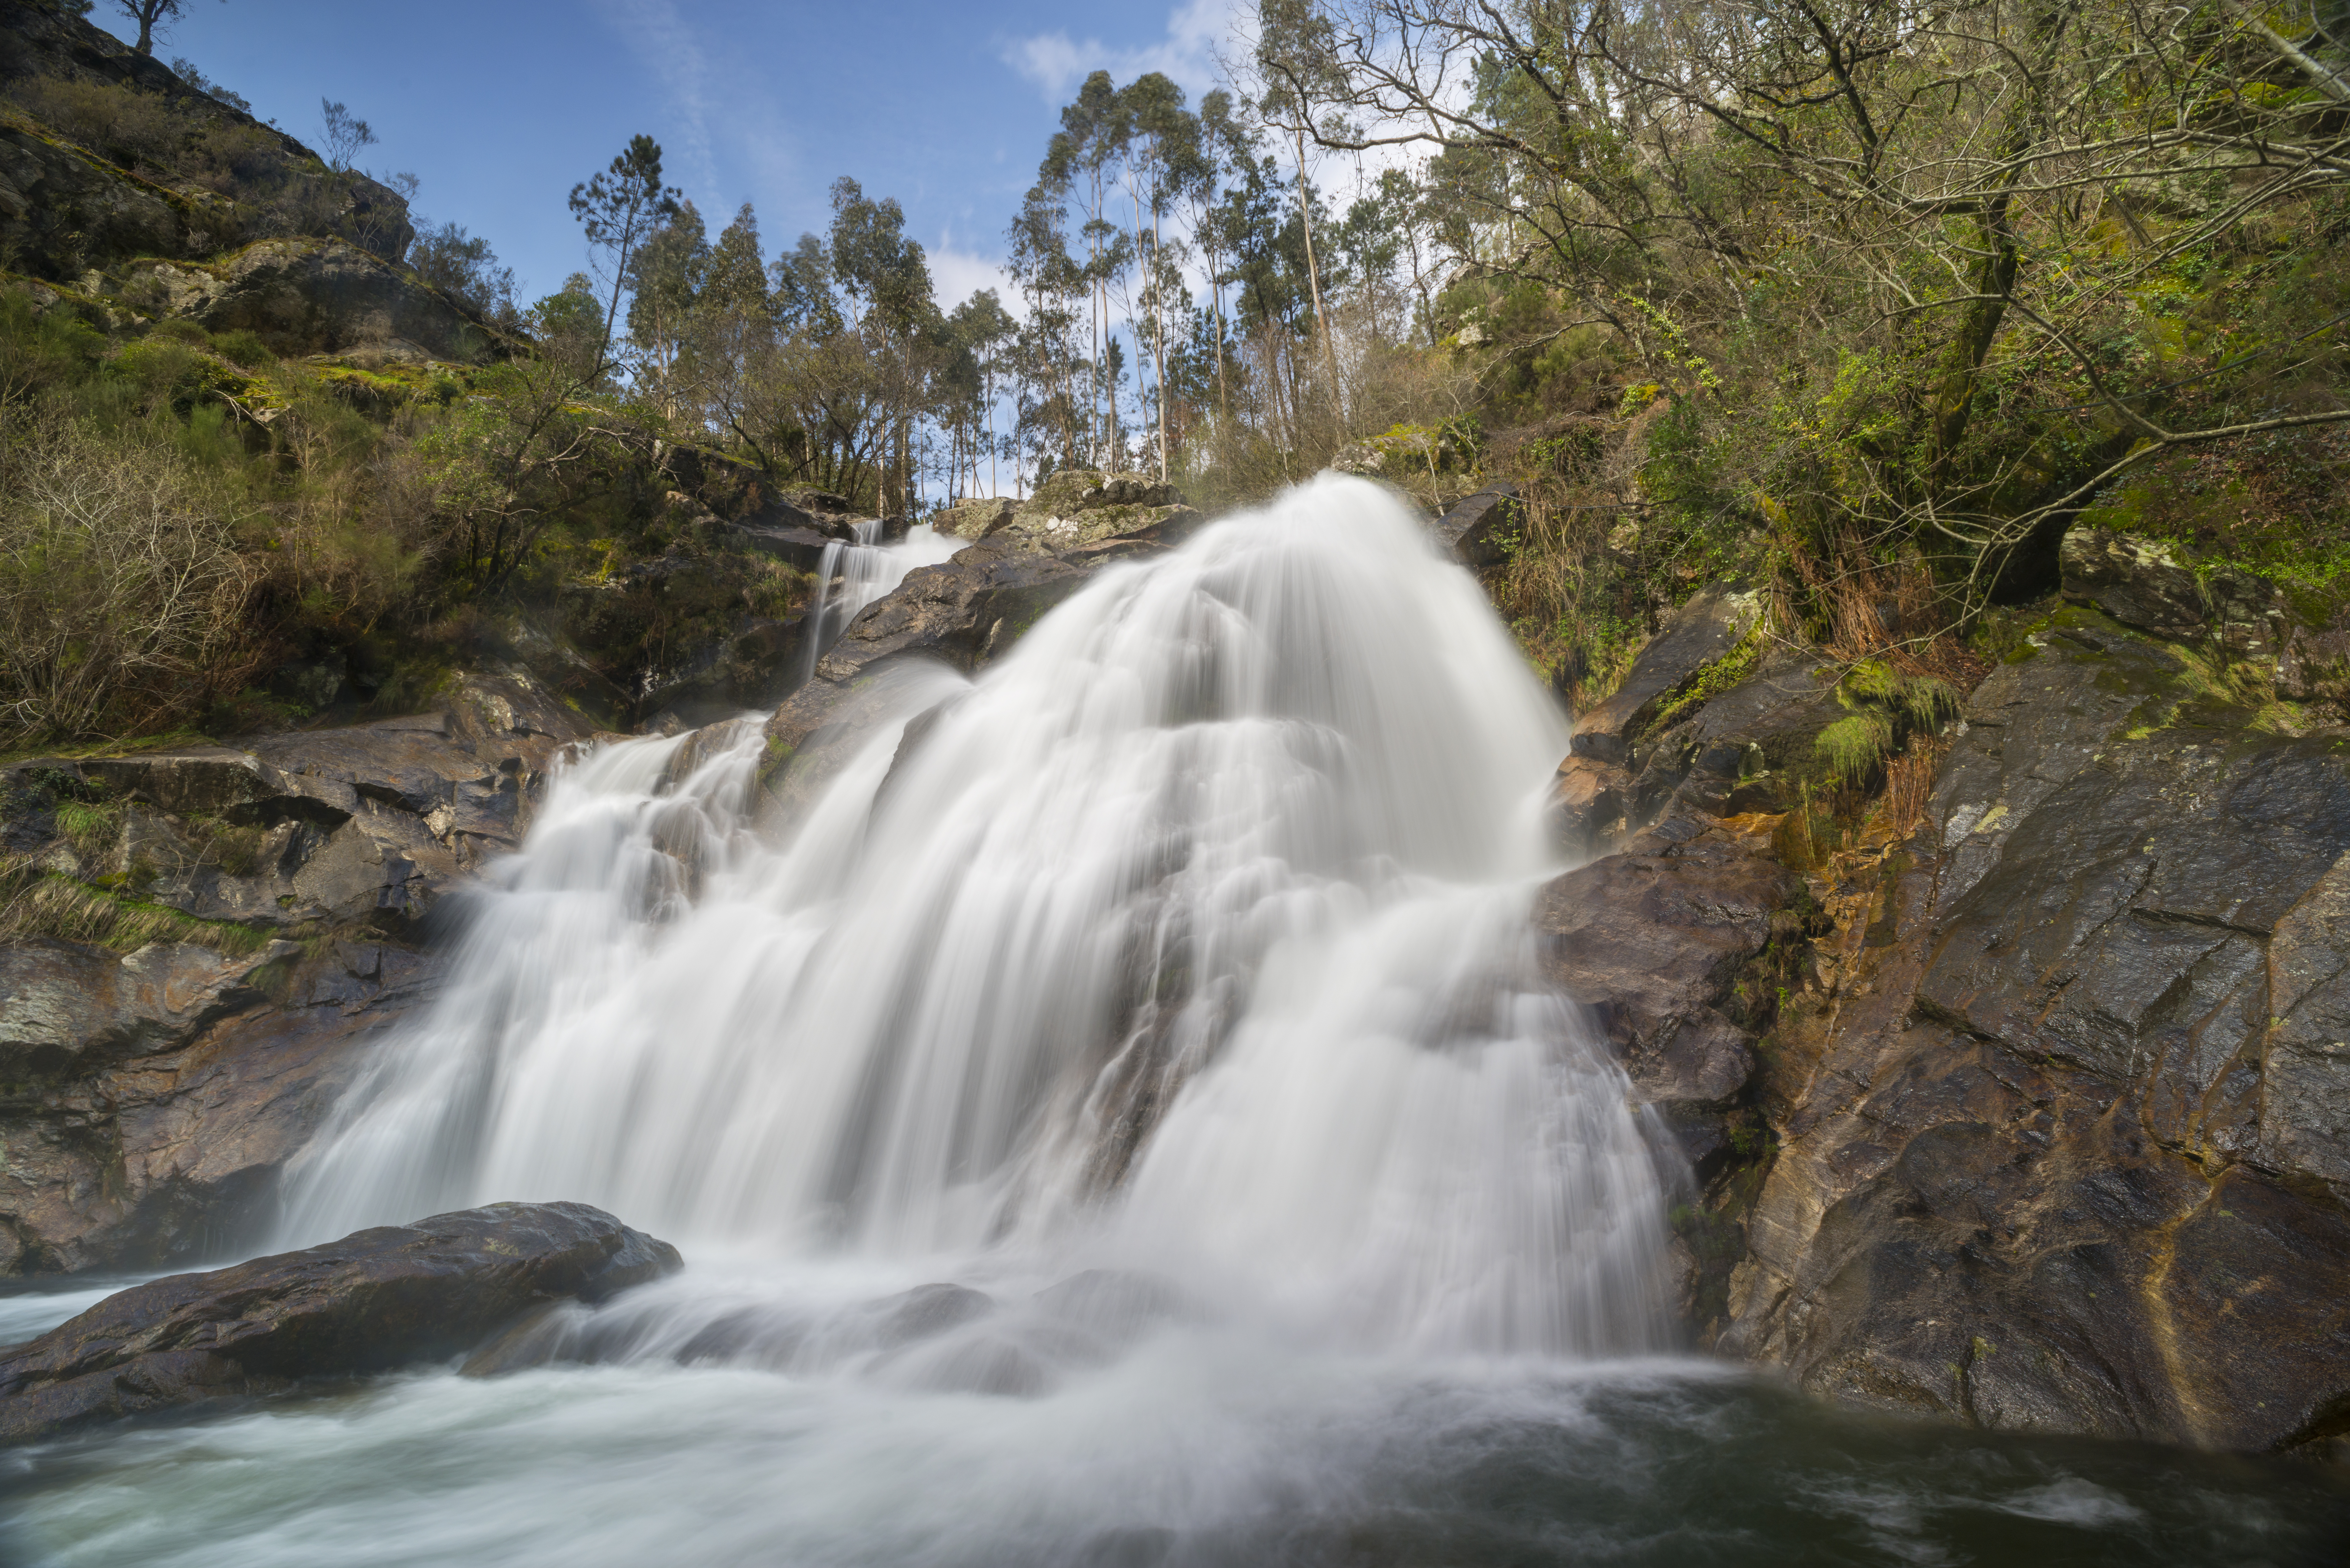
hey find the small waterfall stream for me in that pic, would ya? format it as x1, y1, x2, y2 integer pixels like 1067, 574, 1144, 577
798, 519, 962, 683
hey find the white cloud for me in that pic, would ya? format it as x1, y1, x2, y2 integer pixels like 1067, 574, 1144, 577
1001, 0, 1237, 104
929, 242, 1017, 315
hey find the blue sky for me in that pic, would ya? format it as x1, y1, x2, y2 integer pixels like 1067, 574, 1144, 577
103, 0, 1242, 311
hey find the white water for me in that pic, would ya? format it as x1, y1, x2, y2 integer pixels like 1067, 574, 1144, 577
283, 473, 1666, 1355
798, 519, 962, 683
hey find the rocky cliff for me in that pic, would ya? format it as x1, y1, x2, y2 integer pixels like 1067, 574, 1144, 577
0, 0, 507, 359
1538, 532, 2350, 1455
0, 671, 594, 1273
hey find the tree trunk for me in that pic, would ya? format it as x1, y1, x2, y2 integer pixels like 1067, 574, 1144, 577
1291, 124, 1342, 433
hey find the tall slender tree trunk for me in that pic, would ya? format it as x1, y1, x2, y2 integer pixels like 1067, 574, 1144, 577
1291, 124, 1342, 433
1151, 202, 1169, 482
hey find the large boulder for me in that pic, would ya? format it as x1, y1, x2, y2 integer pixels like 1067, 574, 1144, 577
0, 1202, 681, 1444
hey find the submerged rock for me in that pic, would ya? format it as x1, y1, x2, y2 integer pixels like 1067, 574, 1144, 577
0, 1202, 680, 1444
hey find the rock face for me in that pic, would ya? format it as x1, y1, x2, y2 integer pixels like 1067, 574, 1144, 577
0, 1, 414, 284
1535, 821, 1805, 1185
1432, 485, 1523, 568
759, 531, 1167, 809
121, 239, 488, 360
1542, 562, 2350, 1453
2061, 525, 2349, 712
1715, 606, 2350, 1452
1531, 519, 2350, 1452
0, 1202, 680, 1444
1546, 583, 1794, 856
0, 671, 593, 1275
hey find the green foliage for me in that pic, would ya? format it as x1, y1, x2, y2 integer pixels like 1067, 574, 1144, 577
1814, 661, 1960, 784
0, 854, 269, 955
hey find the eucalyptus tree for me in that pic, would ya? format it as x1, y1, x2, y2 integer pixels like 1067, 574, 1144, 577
1115, 72, 1196, 480
1250, 0, 1350, 413
947, 289, 1018, 496
828, 177, 940, 513
1007, 182, 1087, 475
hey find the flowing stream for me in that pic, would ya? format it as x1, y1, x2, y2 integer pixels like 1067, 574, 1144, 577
798, 518, 962, 684
3, 478, 2344, 1566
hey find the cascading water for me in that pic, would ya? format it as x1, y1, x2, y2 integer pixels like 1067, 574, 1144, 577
10, 478, 2331, 1568
281, 473, 1669, 1358
798, 519, 962, 683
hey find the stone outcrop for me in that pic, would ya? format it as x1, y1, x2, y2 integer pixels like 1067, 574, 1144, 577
1432, 484, 1522, 569
1546, 583, 1791, 856
930, 471, 1202, 554
1535, 820, 1807, 1187
1543, 561, 2350, 1452
759, 530, 1169, 811
2061, 525, 2350, 712
0, 671, 593, 1275
118, 239, 487, 360
1708, 605, 2350, 1453
0, 1202, 680, 1444
1532, 517, 2350, 1452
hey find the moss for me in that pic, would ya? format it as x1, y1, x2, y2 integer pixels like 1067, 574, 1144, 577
756, 735, 794, 789
1646, 619, 1766, 735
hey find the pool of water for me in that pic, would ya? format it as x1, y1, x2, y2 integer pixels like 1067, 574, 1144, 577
3, 1273, 2343, 1568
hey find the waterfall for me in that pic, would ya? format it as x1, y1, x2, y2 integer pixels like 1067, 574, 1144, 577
282, 474, 1671, 1359
798, 520, 962, 683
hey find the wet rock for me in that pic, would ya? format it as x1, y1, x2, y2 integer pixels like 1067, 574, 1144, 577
1432, 484, 1521, 569
728, 521, 839, 573
760, 532, 1157, 809
1569, 584, 1761, 768
0, 1202, 681, 1444
2058, 527, 2212, 640
1720, 604, 2350, 1452
2058, 525, 2308, 679
0, 939, 289, 1083
0, 675, 593, 1276
1535, 829, 1796, 1151
1542, 585, 1767, 851
0, 940, 436, 1276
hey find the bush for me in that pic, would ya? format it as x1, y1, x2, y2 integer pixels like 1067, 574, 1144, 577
4, 76, 184, 172
0, 414, 258, 743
